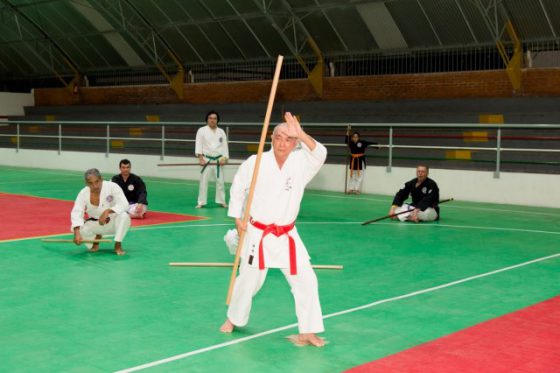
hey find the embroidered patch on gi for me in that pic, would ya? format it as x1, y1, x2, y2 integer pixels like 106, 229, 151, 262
357, 142, 362, 148
106, 195, 114, 203
219, 137, 223, 143
128, 184, 135, 191
284, 177, 293, 191
422, 187, 427, 194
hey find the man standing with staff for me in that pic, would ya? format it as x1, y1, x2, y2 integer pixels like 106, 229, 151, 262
220, 112, 327, 347
195, 110, 229, 209
71, 168, 131, 255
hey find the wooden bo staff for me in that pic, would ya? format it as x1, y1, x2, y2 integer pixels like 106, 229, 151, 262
170, 262, 343, 270
361, 198, 454, 225
226, 55, 284, 305
41, 238, 111, 243
344, 124, 351, 194
157, 162, 242, 167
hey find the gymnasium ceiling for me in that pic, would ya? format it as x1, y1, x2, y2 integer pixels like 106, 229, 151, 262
0, 0, 559, 81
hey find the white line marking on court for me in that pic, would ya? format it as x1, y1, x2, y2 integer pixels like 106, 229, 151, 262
0, 177, 76, 185
307, 193, 560, 217
114, 252, 560, 373
147, 180, 199, 186
373, 222, 560, 236
131, 223, 231, 231
0, 167, 81, 177
307, 193, 386, 203
129, 221, 560, 237
443, 205, 559, 217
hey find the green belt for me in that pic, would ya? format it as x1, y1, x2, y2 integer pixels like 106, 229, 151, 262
201, 154, 222, 177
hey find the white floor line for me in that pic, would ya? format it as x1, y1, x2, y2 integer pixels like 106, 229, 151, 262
443, 204, 560, 217
372, 221, 560, 236
114, 252, 560, 373
306, 193, 560, 217
307, 192, 387, 203
0, 167, 81, 177
0, 177, 76, 185
132, 223, 231, 231
130, 221, 560, 237
147, 179, 199, 186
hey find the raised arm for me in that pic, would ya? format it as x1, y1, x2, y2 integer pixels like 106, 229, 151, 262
284, 112, 316, 151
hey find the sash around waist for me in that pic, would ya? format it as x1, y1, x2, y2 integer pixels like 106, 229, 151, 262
249, 217, 298, 275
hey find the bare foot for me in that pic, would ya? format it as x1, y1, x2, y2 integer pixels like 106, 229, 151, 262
114, 242, 126, 256
88, 244, 99, 253
220, 319, 234, 333
88, 235, 102, 252
287, 333, 326, 347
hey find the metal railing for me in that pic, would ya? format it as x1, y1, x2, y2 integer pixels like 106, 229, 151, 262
1, 121, 560, 178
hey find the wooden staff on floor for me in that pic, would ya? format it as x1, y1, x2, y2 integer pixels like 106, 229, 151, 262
226, 55, 284, 305
41, 238, 111, 243
157, 162, 242, 167
361, 198, 454, 225
170, 262, 343, 270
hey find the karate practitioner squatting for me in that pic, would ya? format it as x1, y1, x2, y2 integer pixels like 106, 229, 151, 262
220, 112, 327, 347
71, 168, 131, 255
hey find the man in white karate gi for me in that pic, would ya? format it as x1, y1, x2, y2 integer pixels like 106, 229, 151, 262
220, 112, 327, 347
71, 168, 131, 255
195, 110, 229, 208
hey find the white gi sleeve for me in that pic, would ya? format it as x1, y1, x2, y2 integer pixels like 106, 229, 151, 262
195, 127, 203, 156
109, 182, 130, 214
227, 156, 254, 219
220, 128, 229, 159
70, 188, 87, 229
300, 140, 327, 184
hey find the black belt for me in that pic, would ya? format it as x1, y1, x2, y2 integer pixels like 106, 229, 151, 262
86, 217, 110, 223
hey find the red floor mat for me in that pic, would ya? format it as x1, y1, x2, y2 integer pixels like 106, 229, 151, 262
0, 192, 205, 241
346, 296, 560, 372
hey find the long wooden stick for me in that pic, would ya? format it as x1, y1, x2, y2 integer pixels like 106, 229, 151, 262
170, 262, 343, 270
344, 125, 351, 194
41, 238, 111, 243
157, 163, 242, 167
362, 198, 454, 225
226, 55, 284, 305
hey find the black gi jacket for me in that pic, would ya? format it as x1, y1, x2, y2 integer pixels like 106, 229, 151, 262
345, 136, 378, 171
111, 173, 148, 205
392, 177, 439, 216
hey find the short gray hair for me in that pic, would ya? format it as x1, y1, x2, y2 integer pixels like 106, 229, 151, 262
272, 122, 288, 136
84, 168, 102, 180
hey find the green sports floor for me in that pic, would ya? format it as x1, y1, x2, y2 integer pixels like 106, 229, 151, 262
1, 165, 559, 372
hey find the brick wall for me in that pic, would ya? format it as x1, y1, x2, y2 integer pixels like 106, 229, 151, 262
34, 68, 560, 106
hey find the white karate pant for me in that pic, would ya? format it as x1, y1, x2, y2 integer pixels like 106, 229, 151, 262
347, 169, 365, 192
395, 204, 438, 222
227, 261, 325, 334
79, 212, 131, 249
197, 162, 226, 206
128, 203, 147, 219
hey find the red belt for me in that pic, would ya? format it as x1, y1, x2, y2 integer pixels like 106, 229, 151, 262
250, 218, 297, 275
